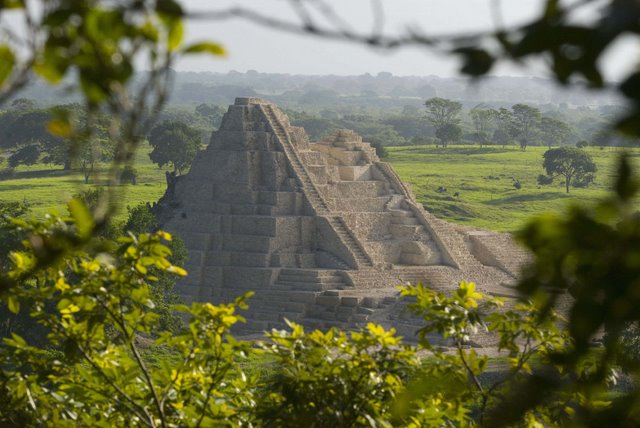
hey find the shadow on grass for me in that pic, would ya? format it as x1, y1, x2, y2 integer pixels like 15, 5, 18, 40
402, 146, 514, 156
484, 192, 570, 205
425, 202, 476, 220
10, 168, 70, 179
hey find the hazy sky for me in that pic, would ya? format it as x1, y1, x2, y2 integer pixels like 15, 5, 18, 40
176, 0, 638, 80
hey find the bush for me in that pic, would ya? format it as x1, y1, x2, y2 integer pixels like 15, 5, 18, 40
121, 166, 138, 184
0, 167, 15, 180
537, 174, 554, 185
370, 140, 388, 158
574, 173, 595, 188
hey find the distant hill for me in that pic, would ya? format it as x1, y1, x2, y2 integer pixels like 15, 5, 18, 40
10, 70, 622, 110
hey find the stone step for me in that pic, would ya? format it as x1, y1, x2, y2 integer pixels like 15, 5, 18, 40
389, 224, 424, 238
272, 282, 325, 291
391, 216, 420, 226
279, 268, 342, 278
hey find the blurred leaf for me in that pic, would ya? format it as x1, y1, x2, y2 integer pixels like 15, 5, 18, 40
454, 47, 494, 76
6, 294, 19, 314
67, 198, 95, 239
183, 42, 226, 56
0, 45, 15, 86
47, 118, 73, 138
167, 19, 184, 51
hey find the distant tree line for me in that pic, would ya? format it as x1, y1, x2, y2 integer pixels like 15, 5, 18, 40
0, 100, 226, 180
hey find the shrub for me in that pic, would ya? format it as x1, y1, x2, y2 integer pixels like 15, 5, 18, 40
121, 166, 138, 184
537, 174, 554, 185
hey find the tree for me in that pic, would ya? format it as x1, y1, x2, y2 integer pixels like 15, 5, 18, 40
435, 123, 462, 148
194, 103, 226, 129
491, 108, 513, 148
424, 97, 462, 147
510, 104, 541, 150
470, 107, 494, 148
424, 97, 463, 129
539, 116, 571, 149
542, 146, 597, 193
8, 144, 40, 167
148, 120, 202, 175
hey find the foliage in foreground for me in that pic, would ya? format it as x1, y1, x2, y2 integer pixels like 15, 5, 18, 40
1, 156, 640, 426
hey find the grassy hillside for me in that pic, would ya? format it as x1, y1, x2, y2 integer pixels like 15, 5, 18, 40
387, 145, 640, 232
0, 143, 637, 232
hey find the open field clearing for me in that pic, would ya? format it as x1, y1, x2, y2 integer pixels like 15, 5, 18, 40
388, 145, 640, 232
1, 143, 638, 232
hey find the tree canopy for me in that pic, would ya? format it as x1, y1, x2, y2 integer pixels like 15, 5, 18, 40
148, 120, 202, 175
542, 146, 597, 193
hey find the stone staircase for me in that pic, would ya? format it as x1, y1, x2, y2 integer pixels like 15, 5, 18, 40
302, 288, 401, 331
239, 268, 351, 331
260, 104, 373, 268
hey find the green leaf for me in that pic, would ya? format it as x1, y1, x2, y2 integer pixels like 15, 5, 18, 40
0, 0, 24, 10
67, 198, 95, 239
6, 295, 19, 314
0, 45, 15, 86
47, 118, 73, 138
183, 42, 226, 56
167, 19, 184, 51
156, 0, 184, 17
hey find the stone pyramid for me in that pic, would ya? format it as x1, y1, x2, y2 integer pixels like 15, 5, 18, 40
155, 97, 530, 337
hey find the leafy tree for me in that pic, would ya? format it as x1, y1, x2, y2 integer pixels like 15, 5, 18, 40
492, 108, 513, 148
381, 116, 431, 139
124, 203, 185, 334
369, 140, 388, 158
539, 116, 571, 149
542, 146, 597, 193
510, 104, 541, 150
367, 127, 407, 148
0, 108, 59, 151
470, 107, 494, 147
424, 97, 462, 127
8, 144, 40, 167
435, 123, 462, 148
194, 103, 226, 128
148, 120, 202, 175
424, 97, 463, 147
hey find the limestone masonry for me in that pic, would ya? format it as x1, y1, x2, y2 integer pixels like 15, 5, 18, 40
155, 97, 531, 340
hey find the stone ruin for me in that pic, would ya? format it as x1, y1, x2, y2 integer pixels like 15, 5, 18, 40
155, 97, 531, 340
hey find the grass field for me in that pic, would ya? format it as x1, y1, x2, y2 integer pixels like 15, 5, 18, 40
0, 142, 170, 222
387, 145, 640, 232
0, 143, 637, 232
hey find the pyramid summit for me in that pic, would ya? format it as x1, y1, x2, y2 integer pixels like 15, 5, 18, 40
155, 97, 530, 337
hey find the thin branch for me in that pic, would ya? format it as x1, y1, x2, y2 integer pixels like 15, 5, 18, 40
308, 0, 356, 34
370, 0, 385, 40
289, 0, 313, 29
78, 345, 155, 427
130, 339, 168, 428
184, 7, 441, 49
457, 343, 484, 393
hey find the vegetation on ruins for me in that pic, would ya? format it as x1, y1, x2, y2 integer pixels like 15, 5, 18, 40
2, 0, 640, 426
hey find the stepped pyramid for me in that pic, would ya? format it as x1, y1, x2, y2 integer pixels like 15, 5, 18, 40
155, 97, 531, 338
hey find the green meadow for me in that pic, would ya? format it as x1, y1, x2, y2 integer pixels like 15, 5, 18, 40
0, 143, 637, 232
388, 145, 640, 232
0, 142, 170, 222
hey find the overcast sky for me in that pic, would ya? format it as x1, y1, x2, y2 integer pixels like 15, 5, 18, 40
175, 0, 638, 80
